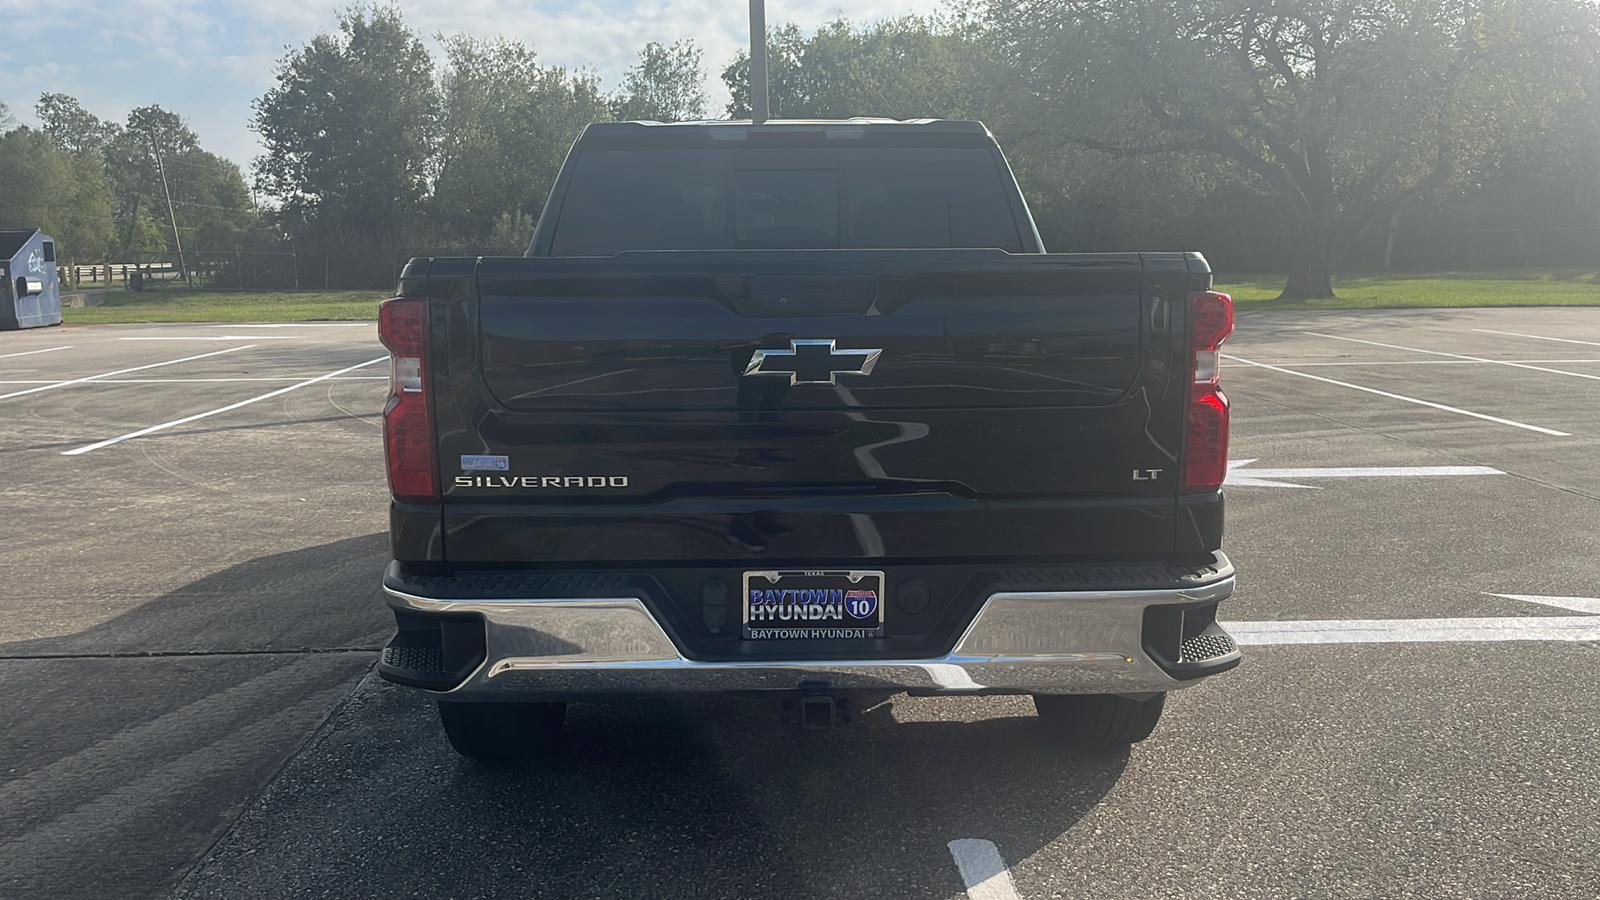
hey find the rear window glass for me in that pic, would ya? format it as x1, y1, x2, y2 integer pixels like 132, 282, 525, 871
42, 241, 55, 262
549, 147, 1023, 255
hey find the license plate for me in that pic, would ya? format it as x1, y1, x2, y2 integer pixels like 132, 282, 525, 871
743, 570, 885, 640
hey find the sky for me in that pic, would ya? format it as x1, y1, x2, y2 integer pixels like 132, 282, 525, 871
0, 0, 943, 169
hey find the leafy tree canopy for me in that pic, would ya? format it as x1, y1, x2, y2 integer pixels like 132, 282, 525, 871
6, 96, 252, 261
431, 34, 610, 246
722, 17, 1000, 121
982, 0, 1597, 297
610, 40, 708, 122
104, 104, 255, 254
252, 3, 440, 244
0, 127, 115, 262
38, 93, 118, 156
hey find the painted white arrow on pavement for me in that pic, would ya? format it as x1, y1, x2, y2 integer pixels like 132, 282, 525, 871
1224, 458, 1505, 489
1226, 593, 1600, 644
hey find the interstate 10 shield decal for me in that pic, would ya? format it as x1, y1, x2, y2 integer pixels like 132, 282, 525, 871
742, 570, 885, 640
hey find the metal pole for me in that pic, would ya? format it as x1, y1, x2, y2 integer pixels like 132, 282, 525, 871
749, 0, 769, 123
149, 137, 190, 285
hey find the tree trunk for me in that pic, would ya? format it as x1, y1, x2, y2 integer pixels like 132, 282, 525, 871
1278, 142, 1339, 300
1278, 213, 1337, 300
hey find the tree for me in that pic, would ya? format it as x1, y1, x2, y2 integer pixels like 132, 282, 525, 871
983, 0, 1596, 297
722, 24, 807, 118
34, 95, 160, 255
252, 4, 439, 244
93, 104, 255, 255
34, 94, 255, 257
431, 34, 610, 245
36, 93, 115, 155
610, 40, 708, 122
159, 151, 257, 248
108, 104, 193, 256
484, 209, 536, 255
0, 127, 115, 264
0, 99, 13, 131
722, 18, 1000, 121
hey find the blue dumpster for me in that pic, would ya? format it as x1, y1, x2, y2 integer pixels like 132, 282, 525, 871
0, 228, 63, 330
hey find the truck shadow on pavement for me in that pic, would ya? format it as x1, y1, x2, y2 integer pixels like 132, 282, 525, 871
0, 535, 392, 900
0, 533, 394, 657
177, 675, 1130, 899
3, 533, 1128, 900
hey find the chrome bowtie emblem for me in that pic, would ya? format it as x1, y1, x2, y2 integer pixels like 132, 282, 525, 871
743, 339, 882, 385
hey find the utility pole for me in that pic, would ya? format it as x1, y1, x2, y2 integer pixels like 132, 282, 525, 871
749, 0, 769, 123
149, 136, 190, 285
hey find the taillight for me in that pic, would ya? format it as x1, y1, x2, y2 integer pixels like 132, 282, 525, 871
379, 297, 437, 501
1182, 291, 1233, 493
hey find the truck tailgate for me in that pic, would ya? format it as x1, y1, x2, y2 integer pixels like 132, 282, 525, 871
418, 250, 1194, 564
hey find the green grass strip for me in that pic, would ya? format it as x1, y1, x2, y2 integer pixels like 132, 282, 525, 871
1217, 268, 1600, 310
55, 268, 1600, 324
62, 289, 387, 324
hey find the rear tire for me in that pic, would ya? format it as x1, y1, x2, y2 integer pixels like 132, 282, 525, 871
1032, 692, 1166, 749
437, 700, 566, 763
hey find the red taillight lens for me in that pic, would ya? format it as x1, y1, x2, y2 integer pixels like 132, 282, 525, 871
378, 298, 437, 501
1190, 290, 1234, 352
1183, 291, 1233, 493
1183, 390, 1230, 491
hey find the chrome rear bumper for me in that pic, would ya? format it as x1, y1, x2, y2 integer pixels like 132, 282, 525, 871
381, 576, 1238, 698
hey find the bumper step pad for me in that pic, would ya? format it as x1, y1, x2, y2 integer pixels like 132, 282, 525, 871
1179, 630, 1238, 664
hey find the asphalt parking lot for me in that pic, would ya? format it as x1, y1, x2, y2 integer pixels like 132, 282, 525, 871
2, 308, 1598, 900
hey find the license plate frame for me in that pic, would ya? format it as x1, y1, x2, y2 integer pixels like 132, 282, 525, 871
742, 570, 886, 640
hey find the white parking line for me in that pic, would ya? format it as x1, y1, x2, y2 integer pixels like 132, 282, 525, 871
1226, 460, 1504, 488
1486, 593, 1600, 614
1223, 354, 1570, 436
1227, 616, 1600, 643
920, 664, 987, 690
0, 345, 72, 360
0, 346, 254, 402
62, 356, 387, 455
212, 323, 373, 328
1473, 329, 1600, 348
1223, 358, 1600, 368
0, 377, 387, 385
1233, 466, 1503, 477
94, 376, 386, 383
948, 840, 1022, 900
1307, 332, 1600, 382
118, 336, 295, 341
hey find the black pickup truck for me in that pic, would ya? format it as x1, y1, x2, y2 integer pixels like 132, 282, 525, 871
375, 119, 1240, 761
